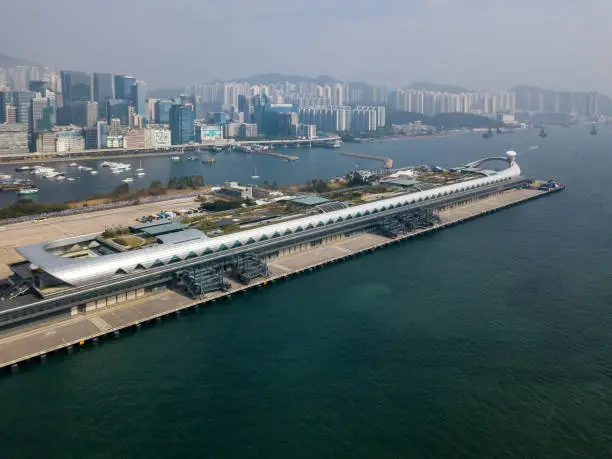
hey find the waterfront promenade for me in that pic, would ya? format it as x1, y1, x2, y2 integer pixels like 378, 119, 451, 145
0, 187, 555, 372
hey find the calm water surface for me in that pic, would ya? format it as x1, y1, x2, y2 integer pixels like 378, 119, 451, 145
1, 126, 612, 458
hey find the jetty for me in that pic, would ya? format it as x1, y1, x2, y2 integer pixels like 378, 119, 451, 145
0, 184, 563, 374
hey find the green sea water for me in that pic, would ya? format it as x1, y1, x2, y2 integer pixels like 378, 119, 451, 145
1, 127, 612, 458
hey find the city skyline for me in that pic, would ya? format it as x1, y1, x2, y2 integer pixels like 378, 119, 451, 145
1, 0, 610, 92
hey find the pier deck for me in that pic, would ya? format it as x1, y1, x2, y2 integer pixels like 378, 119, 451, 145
0, 187, 555, 372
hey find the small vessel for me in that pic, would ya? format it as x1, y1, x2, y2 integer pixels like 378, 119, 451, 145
539, 127, 548, 138
90, 170, 99, 175
15, 166, 33, 172
122, 177, 134, 183
251, 166, 260, 180
0, 174, 12, 180
67, 177, 76, 182
496, 127, 503, 134
187, 156, 198, 161
171, 156, 180, 161
136, 171, 146, 177
17, 187, 39, 195
55, 174, 66, 180
69, 162, 78, 167
482, 128, 493, 138
591, 122, 598, 136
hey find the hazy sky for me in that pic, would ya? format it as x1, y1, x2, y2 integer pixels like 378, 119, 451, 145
1, 0, 609, 91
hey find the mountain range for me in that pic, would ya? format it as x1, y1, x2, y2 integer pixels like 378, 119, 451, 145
0, 53, 41, 68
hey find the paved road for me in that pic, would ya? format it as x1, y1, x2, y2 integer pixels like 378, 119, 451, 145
0, 196, 199, 278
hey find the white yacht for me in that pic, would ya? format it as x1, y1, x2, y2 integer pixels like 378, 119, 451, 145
90, 170, 99, 175
122, 177, 134, 183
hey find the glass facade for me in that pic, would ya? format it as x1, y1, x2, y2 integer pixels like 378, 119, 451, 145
60, 71, 91, 105
155, 100, 172, 124
169, 104, 195, 145
114, 75, 136, 101
131, 82, 148, 123
105, 99, 129, 125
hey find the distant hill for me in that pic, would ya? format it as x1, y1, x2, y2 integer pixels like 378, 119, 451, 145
238, 73, 341, 85
0, 53, 40, 68
409, 82, 472, 93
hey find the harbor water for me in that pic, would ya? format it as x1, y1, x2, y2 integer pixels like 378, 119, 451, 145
1, 126, 612, 458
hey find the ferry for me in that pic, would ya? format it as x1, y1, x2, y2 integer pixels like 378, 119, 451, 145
17, 188, 39, 195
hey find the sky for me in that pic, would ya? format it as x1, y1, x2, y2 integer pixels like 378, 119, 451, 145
1, 0, 609, 91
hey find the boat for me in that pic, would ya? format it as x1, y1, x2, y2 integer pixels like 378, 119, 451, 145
17, 188, 39, 195
324, 139, 342, 148
90, 170, 99, 175
15, 166, 33, 172
187, 156, 198, 161
69, 163, 78, 167
251, 166, 260, 180
0, 174, 12, 180
122, 177, 134, 183
591, 122, 598, 136
55, 175, 66, 180
136, 171, 146, 177
482, 128, 493, 138
67, 178, 76, 182
171, 156, 180, 161
136, 160, 145, 172
539, 127, 548, 138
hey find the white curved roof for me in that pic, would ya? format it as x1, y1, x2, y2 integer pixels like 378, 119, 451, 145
17, 161, 521, 286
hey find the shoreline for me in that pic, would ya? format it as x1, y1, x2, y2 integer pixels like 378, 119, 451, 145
0, 186, 562, 373
0, 150, 187, 166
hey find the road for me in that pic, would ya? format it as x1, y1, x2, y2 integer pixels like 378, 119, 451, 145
0, 196, 199, 278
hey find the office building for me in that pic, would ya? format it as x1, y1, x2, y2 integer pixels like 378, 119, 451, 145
93, 73, 114, 103
114, 75, 136, 101
55, 128, 85, 153
28, 80, 48, 96
96, 121, 108, 149
131, 81, 148, 124
298, 124, 317, 139
124, 128, 146, 149
6, 106, 17, 124
223, 122, 241, 138
239, 123, 258, 138
60, 71, 91, 105
0, 124, 29, 154
154, 100, 172, 124
106, 100, 129, 125
169, 104, 195, 145
71, 101, 98, 128
0, 92, 6, 123
13, 91, 35, 124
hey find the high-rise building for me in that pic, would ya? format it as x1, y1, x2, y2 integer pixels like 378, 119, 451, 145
6, 106, 17, 124
169, 104, 195, 145
0, 92, 6, 124
131, 81, 148, 124
13, 91, 35, 124
96, 121, 108, 149
28, 80, 48, 96
71, 101, 98, 128
154, 100, 172, 124
114, 75, 136, 101
60, 70, 91, 105
106, 100, 129, 125
93, 73, 114, 106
